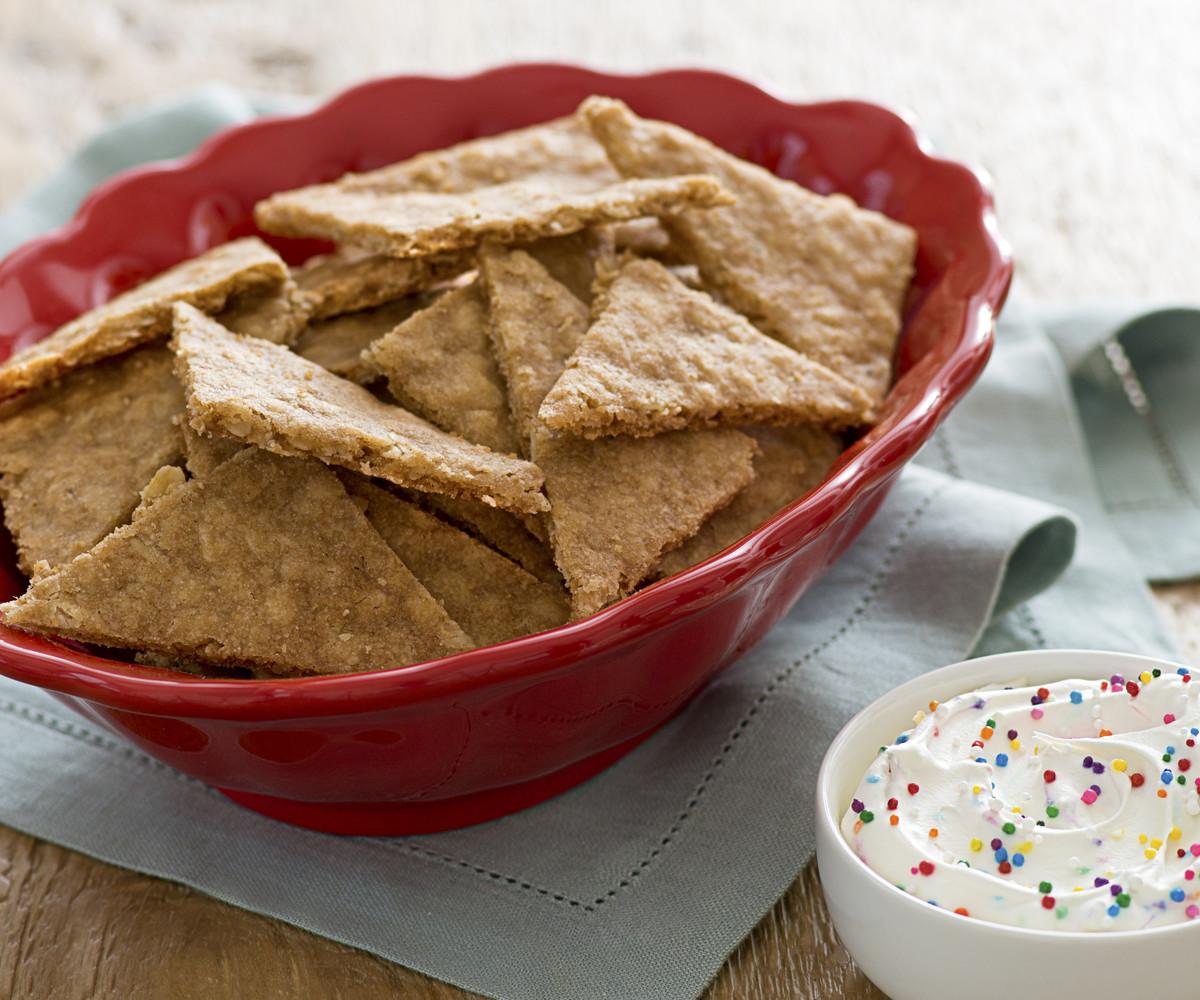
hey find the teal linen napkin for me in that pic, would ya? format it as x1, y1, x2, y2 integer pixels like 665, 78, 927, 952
0, 88, 1195, 1000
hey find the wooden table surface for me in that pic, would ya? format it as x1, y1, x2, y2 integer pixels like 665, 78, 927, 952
3, 583, 1197, 1000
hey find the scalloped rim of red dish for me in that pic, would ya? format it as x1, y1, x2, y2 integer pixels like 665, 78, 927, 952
0, 64, 1012, 720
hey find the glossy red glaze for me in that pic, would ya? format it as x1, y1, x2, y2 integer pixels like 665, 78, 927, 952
0, 65, 1011, 834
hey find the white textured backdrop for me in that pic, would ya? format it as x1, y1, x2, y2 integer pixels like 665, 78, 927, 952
1, 0, 1197, 301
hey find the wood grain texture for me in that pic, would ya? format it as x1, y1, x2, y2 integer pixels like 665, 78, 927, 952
1, 584, 1192, 1000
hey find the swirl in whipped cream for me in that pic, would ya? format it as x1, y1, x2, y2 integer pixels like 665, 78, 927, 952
842, 668, 1200, 930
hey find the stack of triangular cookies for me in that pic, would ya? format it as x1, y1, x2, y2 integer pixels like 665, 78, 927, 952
0, 97, 916, 678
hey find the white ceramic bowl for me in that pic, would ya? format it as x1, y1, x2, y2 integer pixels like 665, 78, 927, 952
816, 649, 1200, 1000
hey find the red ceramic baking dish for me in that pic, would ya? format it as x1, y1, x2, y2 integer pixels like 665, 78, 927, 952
0, 65, 1011, 835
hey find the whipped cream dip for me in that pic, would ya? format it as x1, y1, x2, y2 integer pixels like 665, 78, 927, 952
841, 667, 1200, 930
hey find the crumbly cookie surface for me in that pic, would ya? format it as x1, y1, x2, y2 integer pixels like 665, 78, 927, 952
535, 428, 757, 617
178, 419, 243, 478
344, 476, 568, 646
362, 282, 521, 455
656, 425, 843, 578
0, 237, 287, 400
295, 296, 427, 383
0, 450, 472, 675
479, 246, 594, 445
582, 97, 916, 408
539, 257, 871, 437
0, 347, 183, 572
213, 276, 314, 345
254, 174, 732, 258
172, 304, 549, 515
401, 490, 562, 586
482, 244, 757, 616
293, 246, 470, 320
338, 116, 621, 196
522, 228, 616, 305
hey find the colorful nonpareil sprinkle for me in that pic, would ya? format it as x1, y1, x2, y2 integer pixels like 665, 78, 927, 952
841, 670, 1200, 931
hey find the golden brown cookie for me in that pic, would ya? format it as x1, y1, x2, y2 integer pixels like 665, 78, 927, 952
362, 282, 521, 455
478, 246, 594, 444
343, 477, 568, 646
522, 228, 616, 305
0, 347, 183, 573
178, 419, 243, 478
0, 449, 473, 676
402, 490, 562, 586
0, 237, 287, 401
335, 115, 621, 195
655, 425, 843, 578
214, 276, 314, 345
480, 245, 758, 617
254, 174, 732, 258
295, 296, 427, 383
535, 428, 756, 617
172, 304, 548, 514
608, 217, 674, 259
539, 257, 870, 437
581, 96, 916, 409
293, 246, 470, 320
